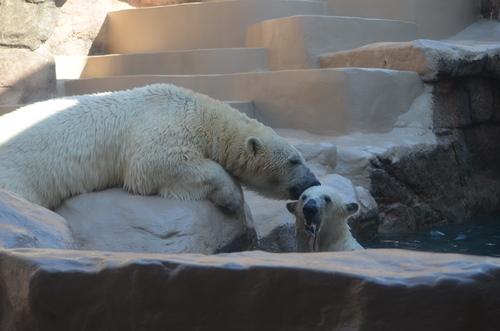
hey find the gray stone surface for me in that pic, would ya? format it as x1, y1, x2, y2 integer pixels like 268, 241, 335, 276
0, 0, 64, 51
0, 189, 75, 250
55, 188, 257, 254
0, 248, 499, 330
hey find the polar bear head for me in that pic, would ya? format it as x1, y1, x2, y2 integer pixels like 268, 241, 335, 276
286, 185, 359, 237
228, 127, 320, 201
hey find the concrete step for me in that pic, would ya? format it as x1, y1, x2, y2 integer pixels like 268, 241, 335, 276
246, 15, 420, 70
61, 69, 423, 136
56, 48, 269, 79
104, 0, 328, 54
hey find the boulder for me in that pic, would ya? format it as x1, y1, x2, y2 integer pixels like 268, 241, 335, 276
55, 188, 257, 254
0, 188, 75, 250
0, 0, 64, 51
0, 248, 499, 330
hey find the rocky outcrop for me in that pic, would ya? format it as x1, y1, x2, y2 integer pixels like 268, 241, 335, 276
374, 57, 499, 231
0, 248, 499, 330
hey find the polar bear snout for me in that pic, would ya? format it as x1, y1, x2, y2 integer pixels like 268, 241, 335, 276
289, 177, 320, 200
302, 199, 321, 236
302, 199, 318, 221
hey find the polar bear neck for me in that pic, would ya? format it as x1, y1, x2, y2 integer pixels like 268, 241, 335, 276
195, 97, 261, 173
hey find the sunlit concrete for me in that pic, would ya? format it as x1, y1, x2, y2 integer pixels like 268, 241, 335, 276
62, 68, 424, 136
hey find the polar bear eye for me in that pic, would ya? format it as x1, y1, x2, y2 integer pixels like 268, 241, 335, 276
301, 195, 308, 201
289, 158, 300, 166
323, 196, 332, 203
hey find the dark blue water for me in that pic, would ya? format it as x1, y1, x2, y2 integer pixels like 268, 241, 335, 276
361, 217, 500, 258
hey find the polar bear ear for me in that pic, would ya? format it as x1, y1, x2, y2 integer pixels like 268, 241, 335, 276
286, 202, 297, 214
245, 137, 263, 154
346, 202, 359, 216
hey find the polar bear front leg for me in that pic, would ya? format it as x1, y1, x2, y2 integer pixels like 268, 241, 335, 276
204, 165, 245, 214
161, 159, 244, 214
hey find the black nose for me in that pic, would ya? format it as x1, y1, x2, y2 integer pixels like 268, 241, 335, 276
302, 199, 318, 218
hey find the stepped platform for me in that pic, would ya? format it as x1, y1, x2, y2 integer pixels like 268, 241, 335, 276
104, 0, 328, 54
62, 68, 423, 136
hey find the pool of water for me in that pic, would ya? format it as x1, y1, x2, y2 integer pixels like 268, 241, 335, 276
361, 216, 500, 258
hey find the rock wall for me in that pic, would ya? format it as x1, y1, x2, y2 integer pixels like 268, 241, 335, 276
371, 75, 500, 232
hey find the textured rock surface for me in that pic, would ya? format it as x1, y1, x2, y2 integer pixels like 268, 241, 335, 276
0, 248, 499, 330
0, 0, 65, 51
0, 189, 75, 250
371, 75, 500, 232
55, 188, 257, 254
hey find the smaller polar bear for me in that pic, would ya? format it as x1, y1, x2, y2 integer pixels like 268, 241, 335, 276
286, 185, 364, 252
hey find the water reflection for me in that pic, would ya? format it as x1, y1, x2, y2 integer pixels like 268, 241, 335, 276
361, 217, 500, 257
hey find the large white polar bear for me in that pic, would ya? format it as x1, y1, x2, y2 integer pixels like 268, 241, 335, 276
287, 185, 364, 252
0, 84, 319, 212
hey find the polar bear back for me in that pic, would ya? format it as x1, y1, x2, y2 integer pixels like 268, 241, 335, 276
0, 85, 209, 208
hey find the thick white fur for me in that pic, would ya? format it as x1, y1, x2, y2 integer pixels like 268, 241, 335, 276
0, 84, 318, 211
287, 186, 364, 252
